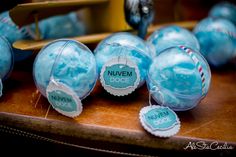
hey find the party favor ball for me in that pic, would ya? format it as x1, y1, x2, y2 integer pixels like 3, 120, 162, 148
148, 25, 200, 56
33, 39, 98, 100
94, 32, 153, 96
0, 36, 14, 96
0, 11, 32, 61
194, 17, 236, 67
28, 12, 85, 39
209, 2, 236, 25
0, 36, 14, 80
147, 46, 211, 111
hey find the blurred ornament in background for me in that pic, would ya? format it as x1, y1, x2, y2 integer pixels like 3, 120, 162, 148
125, 0, 154, 39
209, 1, 236, 26
0, 36, 14, 97
0, 10, 86, 62
147, 46, 211, 111
28, 12, 86, 39
0, 11, 32, 61
194, 17, 236, 67
147, 25, 200, 56
94, 32, 153, 96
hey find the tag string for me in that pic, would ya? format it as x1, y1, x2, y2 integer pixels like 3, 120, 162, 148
148, 86, 164, 106
148, 92, 153, 106
117, 46, 129, 66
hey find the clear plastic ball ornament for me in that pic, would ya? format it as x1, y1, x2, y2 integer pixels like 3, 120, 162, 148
33, 39, 98, 100
0, 36, 14, 80
94, 32, 153, 96
0, 11, 32, 61
148, 25, 200, 56
194, 17, 236, 67
147, 46, 211, 111
0, 36, 14, 97
209, 2, 236, 25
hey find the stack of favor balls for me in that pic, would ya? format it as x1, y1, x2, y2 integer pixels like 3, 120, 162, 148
147, 25, 211, 111
194, 1, 236, 67
33, 33, 154, 117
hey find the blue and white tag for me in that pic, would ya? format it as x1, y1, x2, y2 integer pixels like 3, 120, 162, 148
139, 105, 180, 137
46, 79, 83, 118
100, 57, 140, 96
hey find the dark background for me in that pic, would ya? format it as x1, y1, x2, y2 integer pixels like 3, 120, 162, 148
1, 0, 236, 25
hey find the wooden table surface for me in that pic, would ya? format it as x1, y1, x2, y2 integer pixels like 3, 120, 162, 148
0, 59, 236, 156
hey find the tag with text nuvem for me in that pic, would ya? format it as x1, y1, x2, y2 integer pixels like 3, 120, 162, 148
46, 80, 83, 118
140, 105, 180, 137
100, 57, 140, 96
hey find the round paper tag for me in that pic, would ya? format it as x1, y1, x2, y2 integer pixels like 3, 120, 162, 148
46, 79, 83, 118
100, 57, 140, 96
139, 105, 180, 137
0, 79, 2, 97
